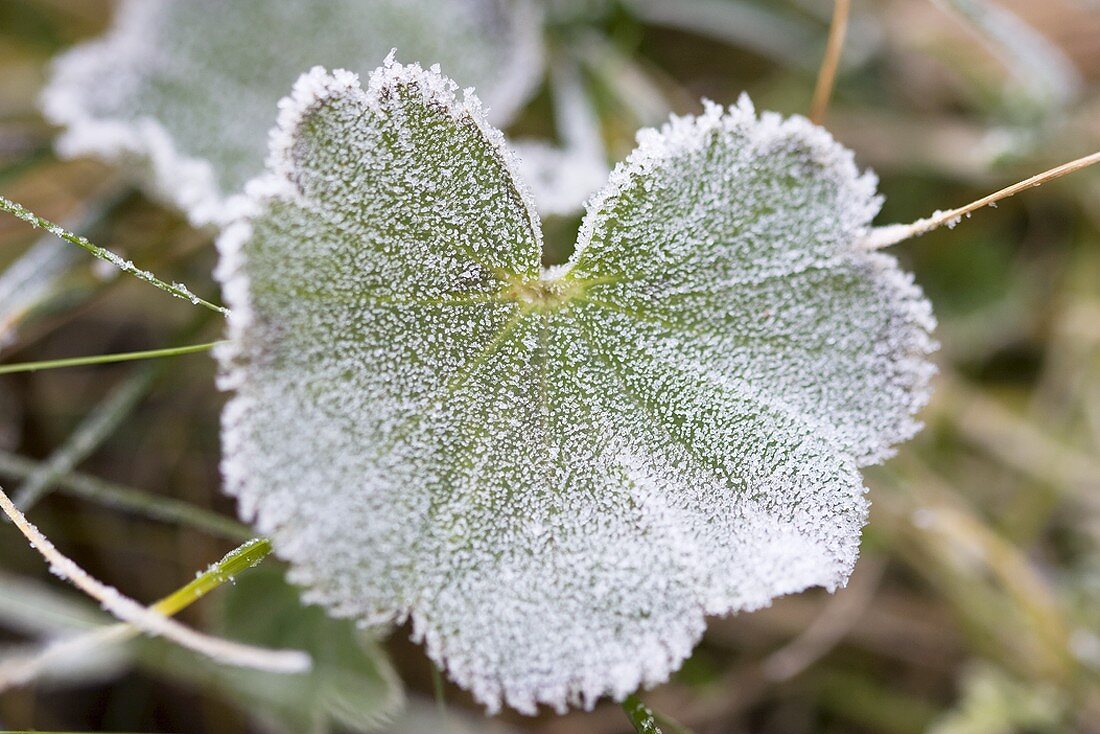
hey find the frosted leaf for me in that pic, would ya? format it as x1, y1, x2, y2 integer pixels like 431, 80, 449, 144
216, 58, 936, 714
41, 0, 542, 226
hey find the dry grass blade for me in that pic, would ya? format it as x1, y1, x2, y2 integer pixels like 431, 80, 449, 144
810, 0, 851, 124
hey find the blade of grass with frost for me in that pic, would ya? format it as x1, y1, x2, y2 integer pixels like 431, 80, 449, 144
216, 57, 935, 714
40, 0, 543, 226
0, 563, 404, 732
0, 486, 310, 678
0, 187, 131, 351
0, 195, 227, 315
0, 539, 286, 691
623, 694, 666, 734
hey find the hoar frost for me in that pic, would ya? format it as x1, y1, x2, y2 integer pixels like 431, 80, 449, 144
216, 56, 936, 714
40, 0, 542, 226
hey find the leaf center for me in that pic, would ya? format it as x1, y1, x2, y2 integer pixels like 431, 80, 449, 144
502, 270, 584, 312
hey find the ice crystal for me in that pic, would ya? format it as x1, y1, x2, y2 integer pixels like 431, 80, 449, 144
216, 58, 937, 714
41, 0, 542, 226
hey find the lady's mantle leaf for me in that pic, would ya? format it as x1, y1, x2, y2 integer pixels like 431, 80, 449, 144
216, 58, 936, 714
40, 0, 541, 225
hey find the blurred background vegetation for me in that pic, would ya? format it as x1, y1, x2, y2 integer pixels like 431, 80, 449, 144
1, 0, 1099, 732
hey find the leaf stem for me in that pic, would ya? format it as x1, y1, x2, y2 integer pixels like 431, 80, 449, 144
863, 150, 1100, 249
431, 663, 450, 725
0, 340, 224, 375
0, 195, 229, 317
809, 0, 851, 124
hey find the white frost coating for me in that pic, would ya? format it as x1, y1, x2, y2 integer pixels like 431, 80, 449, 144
217, 58, 937, 714
40, 0, 543, 226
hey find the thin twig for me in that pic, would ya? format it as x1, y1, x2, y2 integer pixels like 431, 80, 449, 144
0, 488, 307, 688
809, 0, 851, 124
0, 195, 228, 316
0, 449, 250, 540
863, 150, 1100, 249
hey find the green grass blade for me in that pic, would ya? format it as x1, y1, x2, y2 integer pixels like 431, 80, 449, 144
0, 340, 223, 375
623, 694, 665, 734
152, 538, 272, 616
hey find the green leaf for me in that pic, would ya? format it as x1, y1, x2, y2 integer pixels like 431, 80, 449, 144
41, 0, 542, 225
165, 567, 403, 734
216, 57, 936, 714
